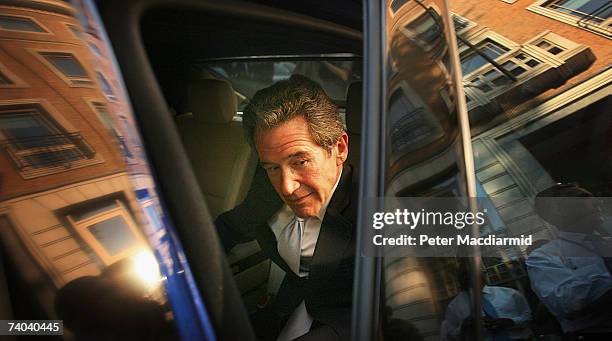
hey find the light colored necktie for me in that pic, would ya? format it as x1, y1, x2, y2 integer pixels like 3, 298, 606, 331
277, 216, 304, 274
276, 216, 313, 341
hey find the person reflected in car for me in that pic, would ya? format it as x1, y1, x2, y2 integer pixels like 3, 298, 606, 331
527, 183, 612, 340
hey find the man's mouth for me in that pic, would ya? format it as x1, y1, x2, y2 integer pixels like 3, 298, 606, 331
288, 193, 312, 204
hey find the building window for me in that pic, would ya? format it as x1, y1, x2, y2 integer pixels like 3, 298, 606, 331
92, 102, 114, 133
66, 24, 81, 38
91, 102, 133, 159
88, 42, 103, 57
96, 72, 115, 99
535, 39, 565, 54
452, 14, 474, 33
545, 0, 611, 23
0, 105, 96, 178
403, 9, 444, 48
460, 39, 510, 75
453, 15, 469, 32
67, 199, 146, 265
528, 0, 611, 37
388, 86, 444, 162
39, 52, 92, 86
0, 15, 45, 33
390, 0, 409, 14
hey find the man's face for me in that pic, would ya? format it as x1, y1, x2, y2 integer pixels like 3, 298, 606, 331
256, 116, 348, 218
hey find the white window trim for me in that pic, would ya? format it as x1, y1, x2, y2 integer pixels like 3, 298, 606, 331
451, 13, 477, 36
458, 28, 521, 79
462, 30, 590, 111
29, 48, 95, 88
527, 0, 612, 39
67, 200, 148, 265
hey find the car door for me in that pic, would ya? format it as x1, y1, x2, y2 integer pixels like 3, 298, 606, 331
96, 0, 361, 340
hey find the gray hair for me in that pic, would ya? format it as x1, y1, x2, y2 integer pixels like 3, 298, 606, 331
242, 74, 344, 153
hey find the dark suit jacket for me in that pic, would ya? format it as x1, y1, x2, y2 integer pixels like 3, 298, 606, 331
215, 164, 357, 340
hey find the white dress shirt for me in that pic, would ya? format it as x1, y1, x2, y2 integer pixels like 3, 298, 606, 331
441, 286, 532, 340
526, 231, 612, 333
268, 169, 342, 341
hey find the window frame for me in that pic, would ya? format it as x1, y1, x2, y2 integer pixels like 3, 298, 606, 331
527, 0, 612, 38
64, 23, 82, 38
0, 101, 101, 179
32, 50, 94, 87
0, 14, 50, 34
95, 71, 116, 101
458, 33, 518, 78
66, 199, 148, 266
451, 13, 477, 36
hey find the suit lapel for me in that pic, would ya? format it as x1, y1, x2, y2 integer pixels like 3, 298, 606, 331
254, 223, 295, 275
309, 165, 355, 283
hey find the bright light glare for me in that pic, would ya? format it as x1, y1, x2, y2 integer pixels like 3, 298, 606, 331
132, 250, 161, 289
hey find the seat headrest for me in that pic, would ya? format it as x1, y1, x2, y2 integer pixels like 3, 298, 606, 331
187, 79, 236, 124
346, 82, 362, 135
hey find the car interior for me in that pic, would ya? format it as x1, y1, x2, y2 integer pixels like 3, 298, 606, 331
98, 0, 364, 337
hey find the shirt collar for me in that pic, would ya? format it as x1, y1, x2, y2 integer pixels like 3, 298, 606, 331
314, 168, 343, 221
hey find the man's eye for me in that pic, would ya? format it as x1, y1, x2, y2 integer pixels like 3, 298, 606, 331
264, 166, 279, 172
295, 160, 308, 167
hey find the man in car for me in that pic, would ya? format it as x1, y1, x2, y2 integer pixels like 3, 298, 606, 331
527, 183, 612, 339
215, 74, 357, 341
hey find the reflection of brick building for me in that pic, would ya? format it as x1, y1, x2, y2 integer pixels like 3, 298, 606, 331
385, 1, 609, 339
450, 0, 611, 286
385, 2, 464, 339
386, 0, 462, 195
451, 0, 609, 127
0, 1, 157, 321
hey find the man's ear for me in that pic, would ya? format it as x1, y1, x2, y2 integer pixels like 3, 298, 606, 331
335, 133, 349, 166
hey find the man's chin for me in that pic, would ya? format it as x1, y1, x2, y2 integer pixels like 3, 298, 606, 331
290, 205, 320, 219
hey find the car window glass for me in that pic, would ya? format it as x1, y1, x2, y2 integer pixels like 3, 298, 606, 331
376, 0, 611, 340
459, 0, 612, 336
201, 60, 362, 111
0, 1, 205, 339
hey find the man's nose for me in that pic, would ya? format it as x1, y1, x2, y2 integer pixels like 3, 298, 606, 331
280, 169, 300, 197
